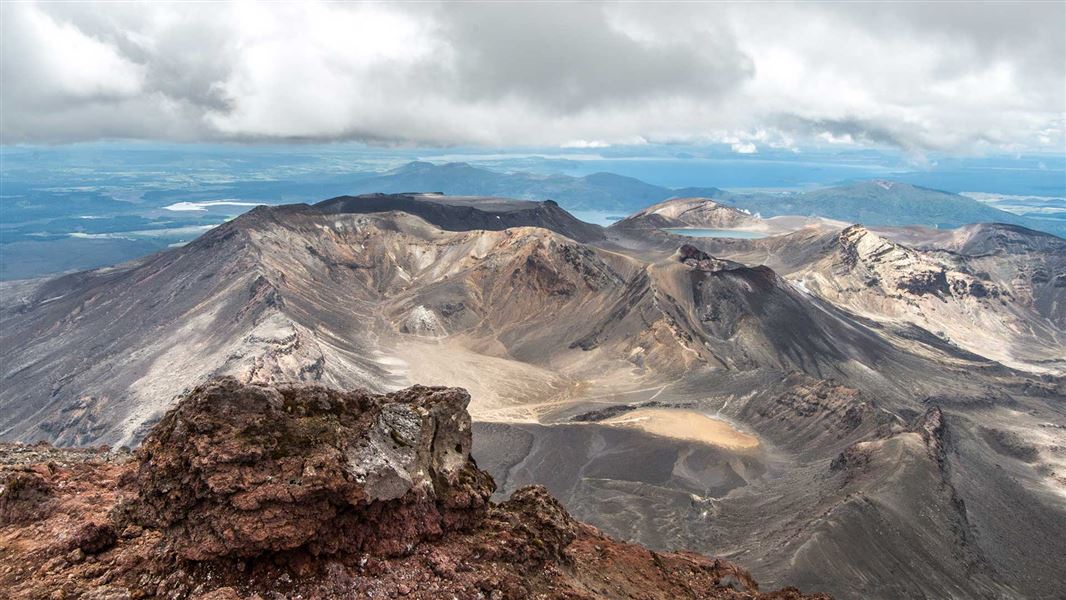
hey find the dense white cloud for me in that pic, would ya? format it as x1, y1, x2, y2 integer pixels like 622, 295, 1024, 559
2, 1, 1063, 152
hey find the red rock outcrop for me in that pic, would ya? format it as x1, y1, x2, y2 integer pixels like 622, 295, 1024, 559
125, 378, 492, 561
0, 378, 830, 600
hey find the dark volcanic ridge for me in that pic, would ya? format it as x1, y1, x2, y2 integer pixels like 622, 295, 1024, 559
0, 378, 828, 600
317, 192, 606, 242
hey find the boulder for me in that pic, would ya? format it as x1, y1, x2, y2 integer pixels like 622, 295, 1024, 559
127, 377, 493, 560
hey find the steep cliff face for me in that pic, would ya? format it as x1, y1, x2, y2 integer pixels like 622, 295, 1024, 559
0, 379, 828, 600
784, 225, 1066, 374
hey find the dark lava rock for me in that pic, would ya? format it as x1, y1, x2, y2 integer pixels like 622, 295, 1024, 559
0, 469, 54, 524
481, 485, 577, 566
69, 521, 117, 554
679, 244, 732, 272
914, 406, 946, 460
896, 269, 950, 296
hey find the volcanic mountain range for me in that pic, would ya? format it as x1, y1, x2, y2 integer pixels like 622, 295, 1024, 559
1, 192, 1064, 599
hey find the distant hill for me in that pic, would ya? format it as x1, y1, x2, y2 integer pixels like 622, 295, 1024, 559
715, 180, 1055, 233
337, 161, 722, 213
344, 163, 1062, 237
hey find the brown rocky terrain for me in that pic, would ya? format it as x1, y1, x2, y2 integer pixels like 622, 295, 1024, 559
0, 378, 829, 600
2, 194, 1064, 599
612, 197, 760, 231
678, 217, 1066, 375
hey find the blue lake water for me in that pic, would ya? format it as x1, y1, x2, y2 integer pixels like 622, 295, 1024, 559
662, 228, 767, 239
568, 210, 624, 226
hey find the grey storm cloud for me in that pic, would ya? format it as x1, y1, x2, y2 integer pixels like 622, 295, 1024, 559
1, 1, 1063, 152
435, 3, 752, 112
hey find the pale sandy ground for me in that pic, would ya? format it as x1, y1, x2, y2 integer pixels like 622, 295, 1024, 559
396, 339, 764, 451
393, 337, 672, 423
603, 408, 760, 450
393, 338, 575, 422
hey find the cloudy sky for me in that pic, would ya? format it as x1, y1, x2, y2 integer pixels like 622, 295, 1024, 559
3, 1, 1064, 154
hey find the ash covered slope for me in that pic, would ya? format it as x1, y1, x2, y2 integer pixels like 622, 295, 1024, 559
809, 225, 1066, 373
901, 223, 1066, 330
0, 378, 827, 600
691, 221, 1066, 374
0, 195, 607, 446
0, 205, 404, 446
612, 197, 760, 230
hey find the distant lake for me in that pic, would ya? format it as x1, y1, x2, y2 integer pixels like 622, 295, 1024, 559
662, 228, 767, 239
569, 210, 624, 226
